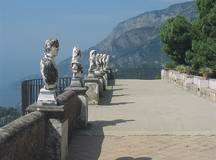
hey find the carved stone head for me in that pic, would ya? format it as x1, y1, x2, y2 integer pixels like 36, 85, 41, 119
43, 38, 59, 58
102, 54, 107, 64
89, 50, 96, 58
72, 46, 81, 63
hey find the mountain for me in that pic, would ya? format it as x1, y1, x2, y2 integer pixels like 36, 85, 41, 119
59, 1, 198, 79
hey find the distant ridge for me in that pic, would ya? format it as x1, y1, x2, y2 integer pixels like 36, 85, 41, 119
59, 1, 197, 77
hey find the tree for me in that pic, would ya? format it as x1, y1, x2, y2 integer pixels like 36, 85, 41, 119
185, 0, 216, 74
186, 38, 216, 71
160, 16, 193, 65
197, 0, 216, 18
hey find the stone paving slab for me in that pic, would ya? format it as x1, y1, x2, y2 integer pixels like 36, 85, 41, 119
68, 80, 216, 160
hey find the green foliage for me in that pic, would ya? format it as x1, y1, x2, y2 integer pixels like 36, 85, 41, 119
176, 65, 193, 74
163, 61, 177, 70
161, 0, 216, 78
186, 38, 216, 70
199, 67, 213, 78
160, 16, 193, 65
186, 1, 216, 74
201, 5, 216, 38
0, 107, 21, 127
197, 0, 216, 18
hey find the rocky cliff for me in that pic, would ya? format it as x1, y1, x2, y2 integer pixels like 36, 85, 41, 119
59, 1, 197, 78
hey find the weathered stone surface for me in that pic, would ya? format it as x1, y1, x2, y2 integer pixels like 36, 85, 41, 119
65, 87, 88, 128
37, 88, 57, 105
161, 69, 216, 103
85, 79, 99, 105
98, 77, 104, 97
26, 89, 82, 160
45, 119, 68, 160
103, 74, 108, 90
77, 95, 88, 128
0, 111, 45, 160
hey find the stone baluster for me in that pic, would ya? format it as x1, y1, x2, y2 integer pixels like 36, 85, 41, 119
84, 50, 100, 104
66, 46, 88, 128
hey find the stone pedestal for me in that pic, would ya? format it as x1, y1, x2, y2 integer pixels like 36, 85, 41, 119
95, 71, 105, 97
27, 105, 69, 160
209, 79, 216, 90
84, 78, 99, 105
87, 72, 96, 79
37, 88, 57, 105
103, 73, 108, 90
70, 78, 83, 87
65, 87, 88, 128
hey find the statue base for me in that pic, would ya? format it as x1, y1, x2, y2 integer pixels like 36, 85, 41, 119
87, 72, 96, 79
84, 78, 99, 105
95, 70, 104, 76
70, 78, 83, 87
37, 88, 57, 105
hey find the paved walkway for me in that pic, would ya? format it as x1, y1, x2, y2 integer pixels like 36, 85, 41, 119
68, 80, 216, 160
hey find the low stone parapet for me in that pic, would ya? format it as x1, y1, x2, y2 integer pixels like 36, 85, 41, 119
0, 89, 86, 160
0, 111, 45, 160
161, 69, 216, 103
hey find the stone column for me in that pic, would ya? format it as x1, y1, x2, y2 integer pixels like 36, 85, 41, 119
84, 78, 100, 104
94, 73, 105, 97
68, 46, 88, 127
27, 89, 81, 160
27, 105, 70, 160
65, 87, 88, 128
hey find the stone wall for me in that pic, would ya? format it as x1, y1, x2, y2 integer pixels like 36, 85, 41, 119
161, 69, 216, 103
0, 68, 112, 160
0, 90, 83, 160
0, 111, 45, 160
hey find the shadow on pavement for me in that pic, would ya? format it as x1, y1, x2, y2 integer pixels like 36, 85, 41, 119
99, 80, 132, 105
68, 119, 134, 160
104, 102, 135, 106
116, 157, 152, 160
112, 94, 129, 97
113, 88, 126, 91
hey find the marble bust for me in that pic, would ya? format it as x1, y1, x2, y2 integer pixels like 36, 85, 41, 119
102, 54, 107, 70
71, 46, 83, 78
88, 50, 97, 72
105, 55, 110, 69
40, 38, 59, 90
95, 54, 101, 71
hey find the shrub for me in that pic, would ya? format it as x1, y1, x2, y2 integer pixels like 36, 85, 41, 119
199, 67, 213, 79
163, 61, 177, 70
176, 65, 193, 74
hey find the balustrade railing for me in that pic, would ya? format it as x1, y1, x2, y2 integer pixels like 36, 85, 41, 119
21, 77, 71, 114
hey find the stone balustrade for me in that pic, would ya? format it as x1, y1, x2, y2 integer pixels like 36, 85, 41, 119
0, 89, 81, 160
0, 65, 113, 160
0, 74, 113, 160
161, 69, 216, 102
0, 38, 114, 160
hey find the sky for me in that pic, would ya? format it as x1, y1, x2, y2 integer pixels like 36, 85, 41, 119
0, 0, 191, 87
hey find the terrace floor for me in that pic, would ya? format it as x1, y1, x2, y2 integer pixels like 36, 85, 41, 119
68, 79, 216, 160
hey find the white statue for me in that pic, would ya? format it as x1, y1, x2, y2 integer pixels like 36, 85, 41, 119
105, 55, 110, 69
71, 46, 83, 78
40, 38, 59, 90
102, 54, 107, 70
95, 54, 101, 71
99, 54, 103, 68
88, 50, 97, 72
